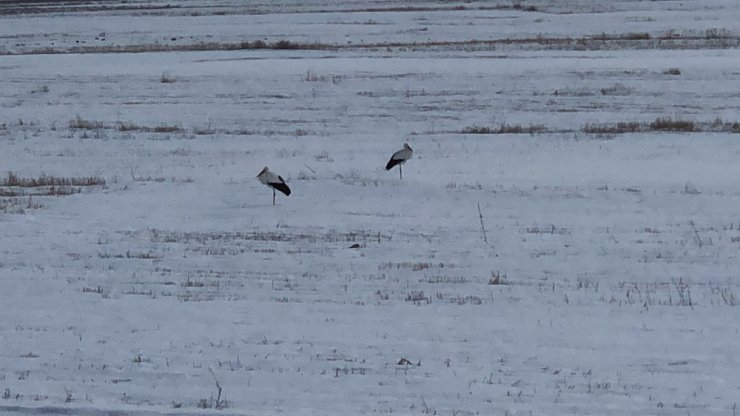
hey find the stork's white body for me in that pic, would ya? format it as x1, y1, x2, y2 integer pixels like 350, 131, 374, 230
385, 143, 413, 179
257, 167, 291, 205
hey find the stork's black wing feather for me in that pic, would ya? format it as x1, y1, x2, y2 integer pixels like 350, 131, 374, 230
385, 157, 403, 171
270, 181, 291, 196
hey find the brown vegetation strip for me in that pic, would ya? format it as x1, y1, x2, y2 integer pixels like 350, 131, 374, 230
71, 117, 184, 134
2, 172, 105, 188
462, 124, 548, 134
0, 2, 534, 17
4, 32, 740, 56
12, 40, 336, 56
581, 118, 736, 134
0, 1, 178, 16
460, 118, 740, 136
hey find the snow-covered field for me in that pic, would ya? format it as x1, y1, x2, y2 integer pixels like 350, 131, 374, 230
2, 1, 740, 414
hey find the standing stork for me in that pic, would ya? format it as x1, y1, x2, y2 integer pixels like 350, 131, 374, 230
385, 143, 413, 179
257, 167, 291, 205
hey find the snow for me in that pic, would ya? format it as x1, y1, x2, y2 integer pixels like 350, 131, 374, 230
1, 1, 740, 415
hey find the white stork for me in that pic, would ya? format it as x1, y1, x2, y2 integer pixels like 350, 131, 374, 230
385, 143, 413, 179
257, 167, 291, 205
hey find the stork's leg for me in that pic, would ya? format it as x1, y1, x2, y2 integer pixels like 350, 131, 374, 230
399, 164, 403, 180
272, 188, 276, 206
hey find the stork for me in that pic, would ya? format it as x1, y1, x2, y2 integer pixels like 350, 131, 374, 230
385, 143, 413, 179
257, 167, 291, 205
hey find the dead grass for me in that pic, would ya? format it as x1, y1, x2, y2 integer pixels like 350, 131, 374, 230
0, 2, 531, 17
108, 122, 318, 137
462, 124, 547, 135
0, 172, 105, 199
160, 73, 176, 83
710, 118, 740, 133
133, 175, 194, 183
116, 121, 183, 134
152, 125, 183, 133
8, 29, 740, 57
69, 115, 105, 130
583, 118, 700, 134
621, 32, 651, 40
405, 291, 431, 304
511, 3, 537, 12
193, 126, 216, 135
0, 187, 73, 197
455, 116, 735, 137
663, 68, 682, 75
116, 122, 140, 132
599, 84, 633, 96
304, 70, 343, 83
15, 39, 336, 56
649, 118, 696, 132
489, 271, 508, 285
2, 171, 105, 187
0, 196, 42, 214
582, 122, 641, 134
69, 118, 183, 135
526, 224, 569, 235
150, 229, 389, 245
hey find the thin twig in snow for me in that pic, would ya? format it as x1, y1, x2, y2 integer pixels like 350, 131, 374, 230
477, 202, 488, 245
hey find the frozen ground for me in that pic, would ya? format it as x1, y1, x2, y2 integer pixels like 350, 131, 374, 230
1, 1, 740, 415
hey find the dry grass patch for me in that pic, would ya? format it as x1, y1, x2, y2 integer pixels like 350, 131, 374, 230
600, 84, 633, 96
193, 126, 216, 135
116, 122, 183, 134
649, 118, 696, 132
621, 32, 651, 40
2, 171, 105, 187
583, 122, 641, 134
710, 118, 740, 133
69, 118, 185, 135
7, 28, 740, 57
69, 115, 105, 130
0, 196, 42, 214
462, 124, 547, 134
583, 118, 699, 135
17, 39, 336, 56
0, 171, 106, 198
116, 122, 140, 132
152, 125, 183, 133
160, 73, 176, 83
